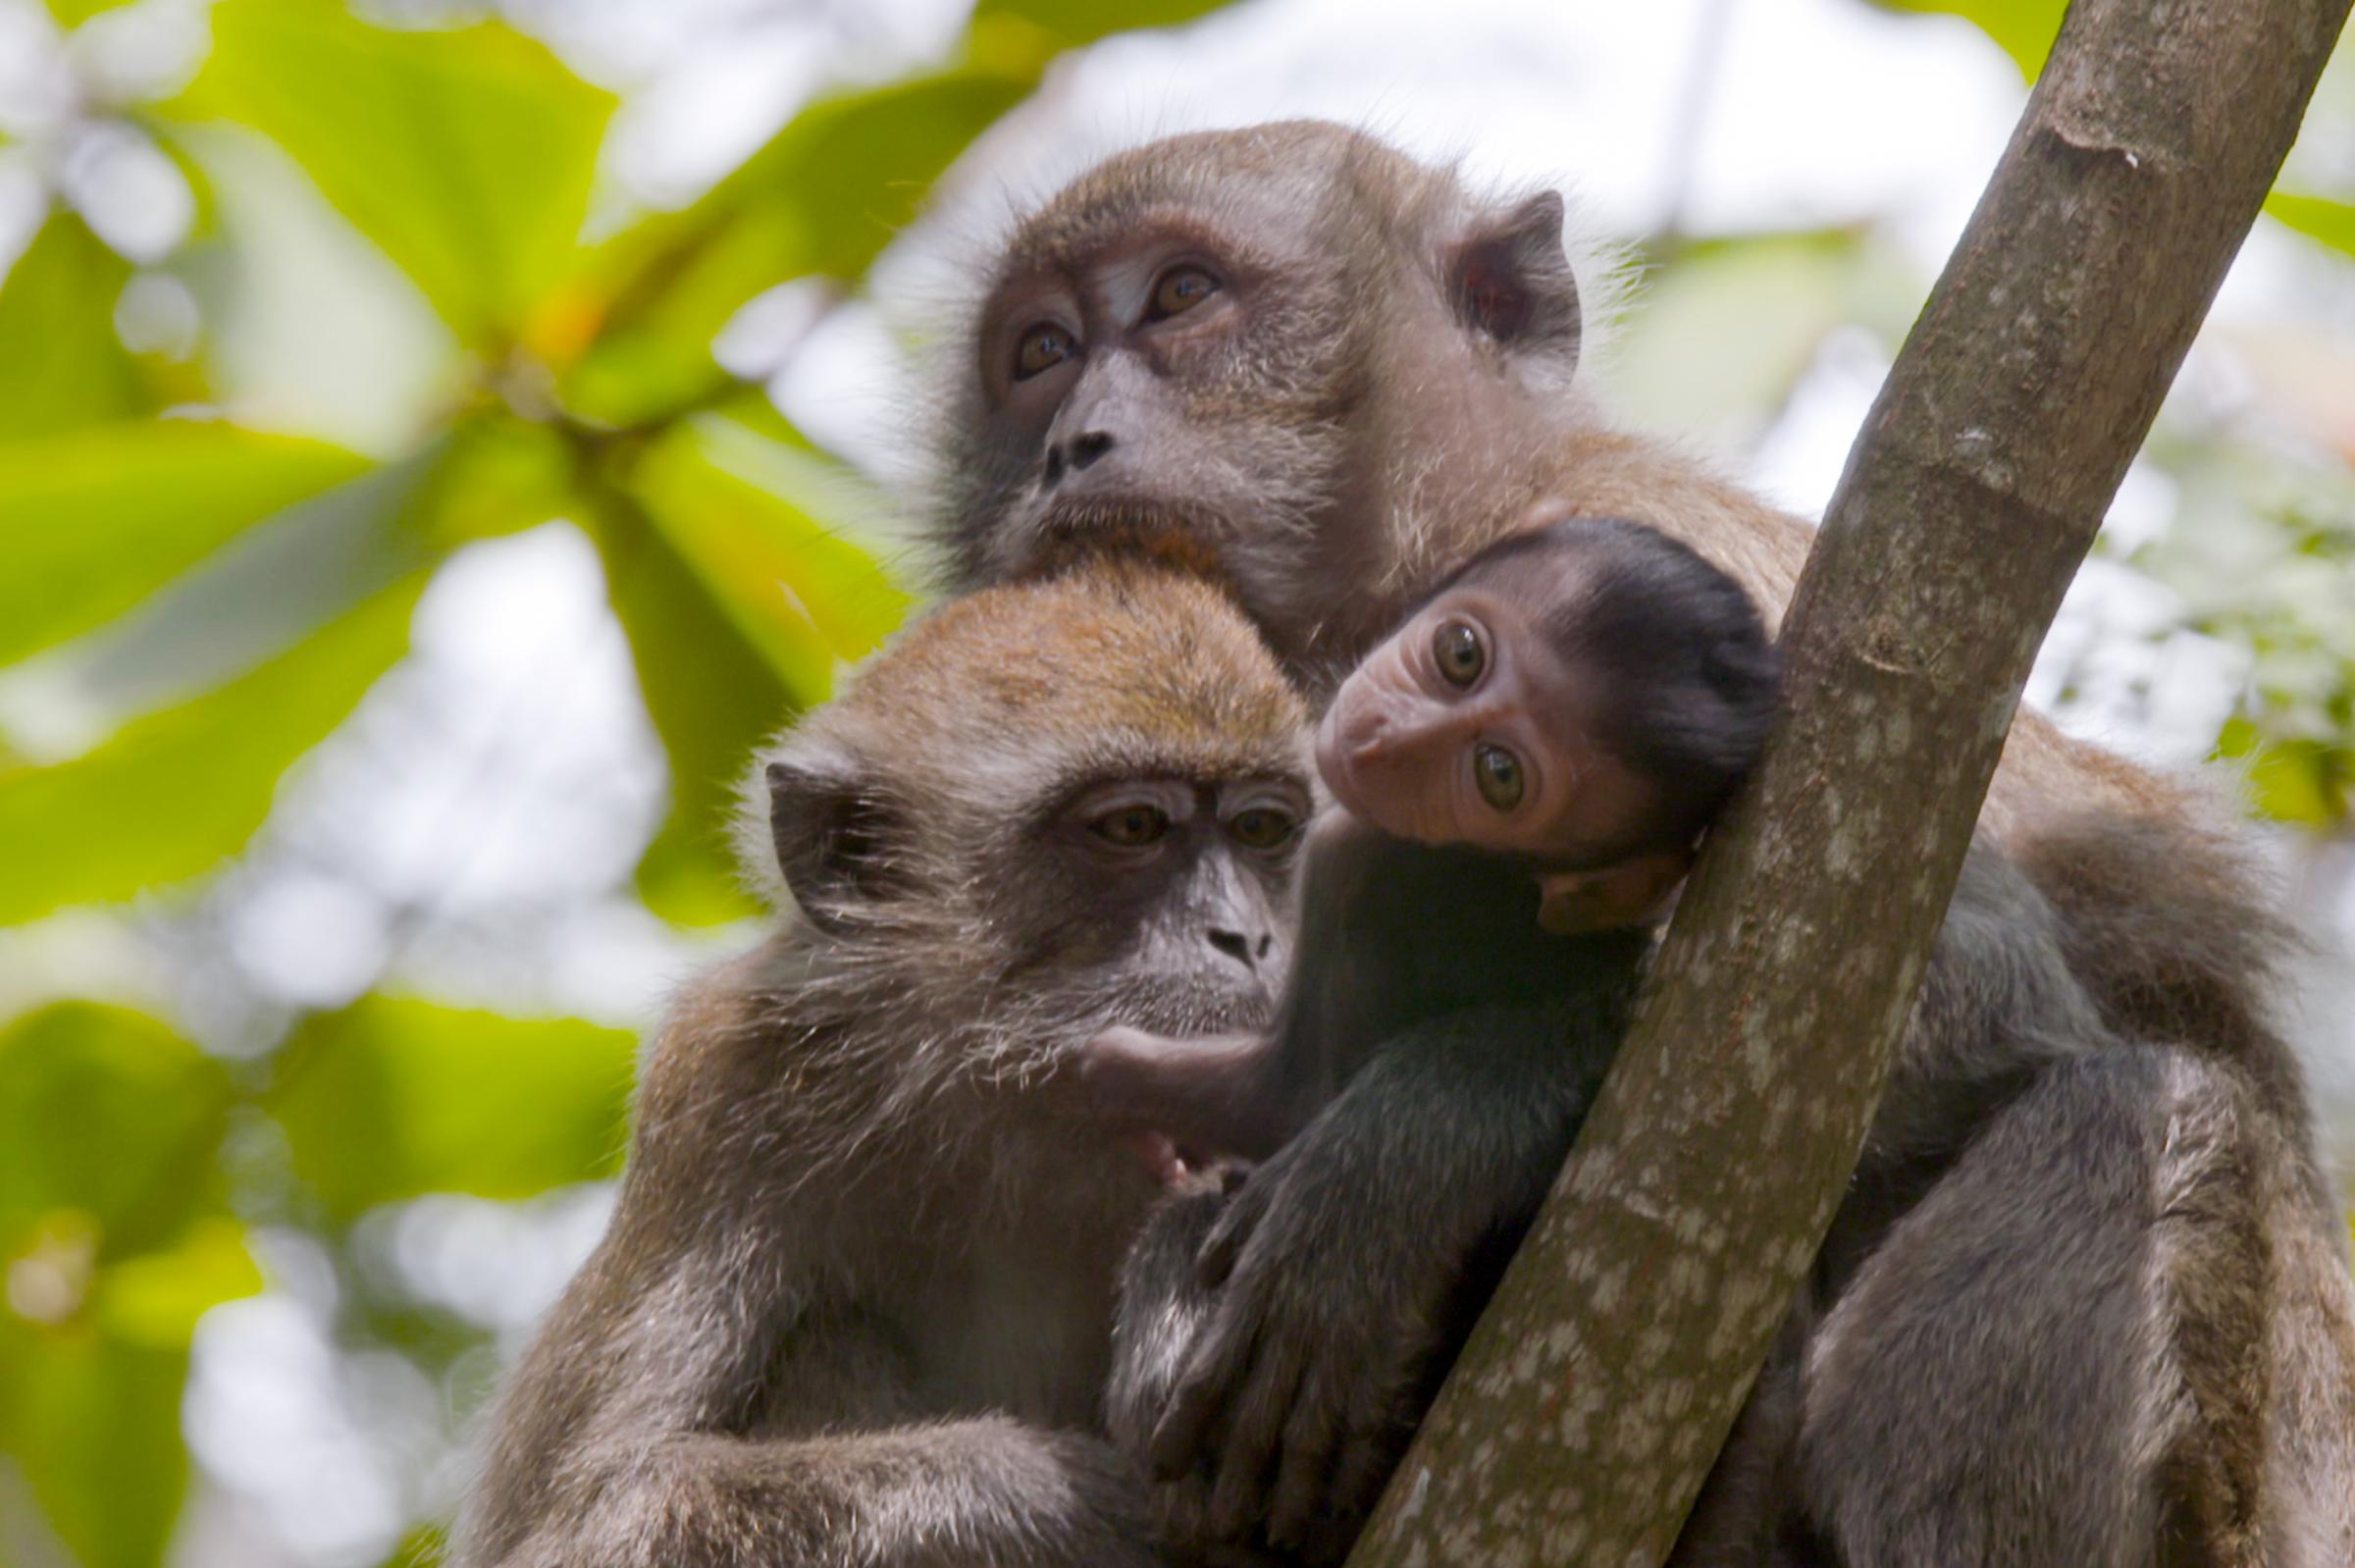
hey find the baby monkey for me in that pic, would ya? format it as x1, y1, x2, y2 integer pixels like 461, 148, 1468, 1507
1087, 511, 1780, 1180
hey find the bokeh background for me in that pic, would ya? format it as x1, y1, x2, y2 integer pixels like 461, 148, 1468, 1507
0, 1, 2350, 1563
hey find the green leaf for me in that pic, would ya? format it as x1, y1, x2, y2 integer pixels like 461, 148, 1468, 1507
0, 1003, 231, 1250
1871, 0, 2062, 79
0, 578, 420, 923
0, 1329, 189, 1568
1, 447, 450, 745
564, 64, 1035, 426
0, 1011, 260, 1566
2266, 192, 2355, 259
270, 998, 633, 1222
972, 0, 1232, 46
627, 416, 912, 691
2250, 742, 2343, 825
179, 1, 615, 342
591, 420, 910, 922
580, 487, 783, 924
2214, 718, 2344, 826
381, 1523, 450, 1568
401, 413, 578, 551
44, 0, 136, 24
0, 421, 370, 665
95, 1218, 263, 1347
0, 213, 144, 436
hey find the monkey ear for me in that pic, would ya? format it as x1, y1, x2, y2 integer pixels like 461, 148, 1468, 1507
1449, 190, 1581, 368
766, 747, 906, 929
1535, 849, 1692, 934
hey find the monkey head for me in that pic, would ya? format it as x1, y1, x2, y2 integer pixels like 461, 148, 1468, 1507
937, 121, 1591, 672
1316, 514, 1779, 931
746, 559, 1313, 1074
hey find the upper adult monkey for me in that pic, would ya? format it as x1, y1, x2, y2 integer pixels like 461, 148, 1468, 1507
938, 123, 2153, 836
936, 123, 2355, 1563
451, 559, 1312, 1568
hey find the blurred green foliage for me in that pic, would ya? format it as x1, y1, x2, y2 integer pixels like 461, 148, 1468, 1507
0, 0, 2349, 1563
1875, 0, 2062, 77
0, 1, 1222, 1559
1881, 0, 2355, 824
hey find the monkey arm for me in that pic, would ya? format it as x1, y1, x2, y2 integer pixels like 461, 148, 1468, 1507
464, 1221, 1161, 1568
499, 1419, 1154, 1568
1082, 1025, 1308, 1166
1139, 992, 1621, 1558
459, 1009, 1169, 1568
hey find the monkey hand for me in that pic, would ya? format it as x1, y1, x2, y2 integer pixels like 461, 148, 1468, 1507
1111, 1188, 1295, 1566
1145, 1132, 1440, 1560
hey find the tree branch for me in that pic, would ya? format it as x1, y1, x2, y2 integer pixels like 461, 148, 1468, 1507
1344, 0, 2352, 1561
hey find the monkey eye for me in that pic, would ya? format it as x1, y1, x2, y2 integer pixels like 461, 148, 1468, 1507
1089, 802, 1172, 848
1227, 807, 1298, 851
1433, 619, 1486, 688
1146, 264, 1221, 321
1014, 323, 1076, 380
1474, 744, 1525, 810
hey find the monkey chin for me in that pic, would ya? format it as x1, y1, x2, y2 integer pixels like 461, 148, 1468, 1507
1025, 498, 1237, 591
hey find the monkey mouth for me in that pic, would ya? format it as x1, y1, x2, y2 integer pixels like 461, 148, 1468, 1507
1036, 495, 1228, 545
1102, 982, 1275, 1043
1029, 499, 1233, 583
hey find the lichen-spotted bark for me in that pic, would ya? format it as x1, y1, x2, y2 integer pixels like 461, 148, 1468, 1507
1342, 0, 2353, 1563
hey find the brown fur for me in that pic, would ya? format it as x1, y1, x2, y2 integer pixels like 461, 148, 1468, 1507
452, 559, 1310, 1568
938, 122, 2355, 1565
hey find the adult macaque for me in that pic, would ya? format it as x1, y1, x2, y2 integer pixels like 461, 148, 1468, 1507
450, 559, 1314, 1568
942, 123, 2355, 1565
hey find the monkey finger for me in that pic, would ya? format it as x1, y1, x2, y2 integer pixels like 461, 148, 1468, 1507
1205, 1346, 1306, 1541
1152, 1469, 1220, 1555
1194, 1177, 1272, 1288
1264, 1379, 1344, 1552
1149, 1316, 1258, 1481
1113, 1126, 1189, 1185
1324, 1404, 1407, 1534
1294, 1512, 1365, 1568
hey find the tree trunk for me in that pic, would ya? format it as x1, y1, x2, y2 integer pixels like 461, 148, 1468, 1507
1343, 1, 2353, 1563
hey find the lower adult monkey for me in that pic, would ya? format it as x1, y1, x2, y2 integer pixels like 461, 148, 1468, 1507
937, 121, 2355, 1564
450, 559, 1313, 1568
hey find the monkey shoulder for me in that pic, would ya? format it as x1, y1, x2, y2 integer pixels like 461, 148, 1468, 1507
634, 950, 798, 1130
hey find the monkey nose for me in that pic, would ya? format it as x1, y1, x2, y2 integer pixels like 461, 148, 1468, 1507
1206, 926, 1261, 969
1041, 430, 1116, 489
1344, 722, 1400, 764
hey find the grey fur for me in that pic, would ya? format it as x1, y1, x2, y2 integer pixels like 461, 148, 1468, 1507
1106, 842, 2353, 1566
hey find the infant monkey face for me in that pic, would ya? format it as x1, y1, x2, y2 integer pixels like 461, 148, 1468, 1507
1315, 587, 1647, 866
